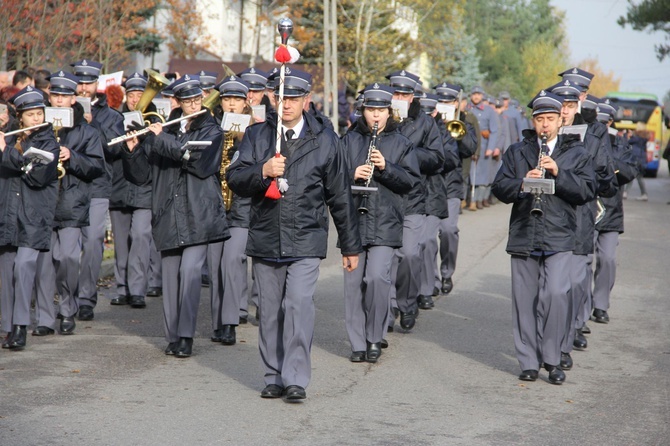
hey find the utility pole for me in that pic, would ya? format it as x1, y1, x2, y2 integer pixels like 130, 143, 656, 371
323, 0, 339, 133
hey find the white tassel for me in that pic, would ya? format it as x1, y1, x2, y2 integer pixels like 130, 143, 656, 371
277, 178, 290, 193
287, 46, 301, 64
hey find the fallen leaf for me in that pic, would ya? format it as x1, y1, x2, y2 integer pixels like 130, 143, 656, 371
71, 370, 80, 373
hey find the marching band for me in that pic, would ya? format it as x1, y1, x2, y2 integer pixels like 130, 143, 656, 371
0, 19, 640, 401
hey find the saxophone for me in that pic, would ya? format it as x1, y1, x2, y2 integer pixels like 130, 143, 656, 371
220, 129, 236, 211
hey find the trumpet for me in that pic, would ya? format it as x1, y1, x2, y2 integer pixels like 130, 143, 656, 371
108, 109, 209, 146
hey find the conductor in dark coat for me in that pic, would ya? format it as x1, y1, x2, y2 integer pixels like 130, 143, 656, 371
226, 68, 362, 401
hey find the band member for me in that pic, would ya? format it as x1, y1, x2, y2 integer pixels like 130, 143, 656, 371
238, 67, 269, 107
33, 71, 104, 335
417, 92, 458, 308
591, 99, 638, 338
385, 70, 444, 331
226, 68, 362, 401
492, 90, 596, 385
197, 70, 218, 95
107, 73, 154, 309
210, 75, 253, 345
71, 59, 124, 320
468, 85, 500, 210
122, 74, 228, 358
433, 83, 478, 295
341, 83, 419, 362
0, 86, 59, 349
551, 73, 617, 367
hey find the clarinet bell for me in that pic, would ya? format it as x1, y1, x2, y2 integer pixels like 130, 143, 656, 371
357, 195, 369, 215
530, 195, 543, 217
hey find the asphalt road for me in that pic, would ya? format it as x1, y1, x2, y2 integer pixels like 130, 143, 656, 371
1, 163, 669, 446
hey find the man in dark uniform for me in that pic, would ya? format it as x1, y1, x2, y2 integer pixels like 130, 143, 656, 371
433, 83, 478, 295
107, 73, 154, 309
71, 59, 124, 320
227, 68, 362, 401
385, 70, 444, 330
492, 90, 596, 385
34, 71, 105, 334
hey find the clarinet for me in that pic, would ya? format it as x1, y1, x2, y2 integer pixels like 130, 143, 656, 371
530, 133, 549, 217
357, 122, 379, 214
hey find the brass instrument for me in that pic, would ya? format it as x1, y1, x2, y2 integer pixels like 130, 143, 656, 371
357, 122, 379, 215
530, 133, 549, 217
446, 89, 467, 141
202, 89, 220, 114
135, 69, 170, 124
220, 124, 240, 211
108, 109, 209, 146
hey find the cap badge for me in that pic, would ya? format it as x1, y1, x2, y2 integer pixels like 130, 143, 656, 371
250, 68, 256, 74
229, 75, 235, 81
540, 90, 546, 96
134, 73, 140, 78
373, 83, 379, 89
27, 86, 33, 91
200, 71, 205, 76
59, 71, 65, 77
82, 60, 88, 66
596, 106, 601, 112
184, 74, 191, 81
400, 70, 406, 76
564, 80, 570, 86
572, 68, 578, 74
285, 68, 291, 75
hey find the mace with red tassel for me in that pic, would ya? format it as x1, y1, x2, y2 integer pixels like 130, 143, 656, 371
265, 18, 299, 200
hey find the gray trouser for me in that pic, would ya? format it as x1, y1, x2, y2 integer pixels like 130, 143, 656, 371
241, 263, 260, 318
52, 228, 82, 318
221, 227, 249, 325
148, 237, 162, 288
207, 241, 223, 331
562, 254, 589, 353
510, 252, 571, 371
344, 246, 393, 352
35, 248, 57, 329
593, 231, 618, 311
78, 198, 109, 306
109, 208, 152, 298
391, 214, 426, 314
575, 253, 594, 330
0, 247, 17, 332
436, 198, 461, 287
253, 257, 320, 389
10, 247, 40, 327
419, 215, 441, 296
161, 244, 208, 342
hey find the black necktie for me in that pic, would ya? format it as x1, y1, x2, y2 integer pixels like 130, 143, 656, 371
285, 129, 295, 141
282, 129, 295, 157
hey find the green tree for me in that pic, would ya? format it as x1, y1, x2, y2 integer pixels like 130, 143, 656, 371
618, 0, 670, 61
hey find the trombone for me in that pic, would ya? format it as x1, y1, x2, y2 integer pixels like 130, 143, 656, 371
445, 89, 467, 141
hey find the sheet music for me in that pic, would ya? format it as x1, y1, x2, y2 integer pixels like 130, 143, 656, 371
391, 100, 409, 119
45, 107, 73, 129
23, 147, 55, 163
123, 111, 143, 131
559, 124, 588, 141
436, 103, 456, 122
221, 113, 252, 133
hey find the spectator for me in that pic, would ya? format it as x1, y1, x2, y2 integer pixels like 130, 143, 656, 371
12, 70, 33, 89
625, 130, 649, 201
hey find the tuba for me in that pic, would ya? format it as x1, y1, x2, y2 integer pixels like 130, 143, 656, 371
135, 69, 170, 124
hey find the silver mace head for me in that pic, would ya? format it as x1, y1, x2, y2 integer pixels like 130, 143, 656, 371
277, 18, 294, 45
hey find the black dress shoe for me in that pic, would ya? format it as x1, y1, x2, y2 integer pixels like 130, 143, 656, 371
349, 351, 366, 362
417, 295, 434, 310
432, 286, 440, 297
518, 370, 538, 381
283, 385, 306, 401
78, 305, 94, 321
60, 316, 76, 335
593, 308, 609, 324
32, 326, 55, 336
110, 295, 129, 305
260, 384, 284, 398
380, 339, 388, 349
441, 277, 454, 295
146, 287, 162, 297
544, 364, 566, 385
582, 324, 591, 334
165, 342, 178, 355
399, 310, 417, 330
8, 325, 27, 350
573, 329, 588, 350
130, 295, 146, 308
2, 332, 12, 349
175, 337, 193, 358
366, 342, 382, 363
239, 315, 248, 325
211, 329, 224, 342
387, 324, 394, 333
220, 325, 236, 345
560, 352, 573, 370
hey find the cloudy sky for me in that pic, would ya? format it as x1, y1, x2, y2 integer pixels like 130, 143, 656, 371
551, 0, 669, 102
